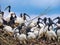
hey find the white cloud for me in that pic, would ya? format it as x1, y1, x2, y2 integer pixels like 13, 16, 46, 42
4, 11, 60, 19
4, 11, 9, 17
30, 14, 60, 20
3, 11, 60, 23
27, 14, 60, 23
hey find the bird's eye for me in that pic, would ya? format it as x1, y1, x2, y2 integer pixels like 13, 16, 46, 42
11, 14, 13, 15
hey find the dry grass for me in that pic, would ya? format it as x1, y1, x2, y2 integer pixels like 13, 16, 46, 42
0, 30, 19, 45
0, 29, 60, 45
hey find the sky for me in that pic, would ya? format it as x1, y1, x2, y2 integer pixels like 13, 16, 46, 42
0, 0, 60, 18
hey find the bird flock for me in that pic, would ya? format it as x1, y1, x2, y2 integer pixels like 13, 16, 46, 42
0, 5, 60, 44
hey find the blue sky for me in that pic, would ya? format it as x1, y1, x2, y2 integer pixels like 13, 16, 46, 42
0, 0, 60, 17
